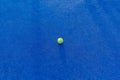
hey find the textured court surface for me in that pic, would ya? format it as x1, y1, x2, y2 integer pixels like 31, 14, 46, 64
0, 0, 120, 80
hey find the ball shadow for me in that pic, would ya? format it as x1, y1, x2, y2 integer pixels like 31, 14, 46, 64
58, 44, 67, 65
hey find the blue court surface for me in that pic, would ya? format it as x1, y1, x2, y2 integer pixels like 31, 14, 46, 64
0, 0, 120, 80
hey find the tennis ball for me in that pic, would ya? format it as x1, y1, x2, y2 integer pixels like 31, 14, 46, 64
57, 37, 64, 45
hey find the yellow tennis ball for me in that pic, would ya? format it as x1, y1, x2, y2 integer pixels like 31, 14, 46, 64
57, 37, 64, 44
